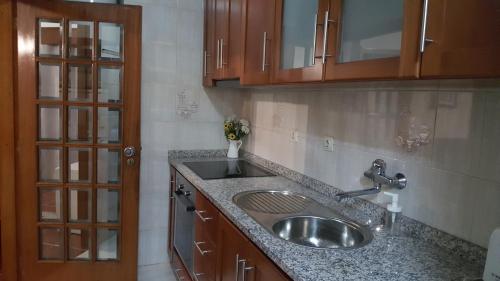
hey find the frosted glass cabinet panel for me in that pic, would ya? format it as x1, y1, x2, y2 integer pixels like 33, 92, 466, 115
273, 0, 326, 83
338, 0, 404, 63
280, 0, 319, 70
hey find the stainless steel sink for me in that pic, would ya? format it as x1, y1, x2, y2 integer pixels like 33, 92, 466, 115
272, 216, 372, 249
233, 190, 373, 249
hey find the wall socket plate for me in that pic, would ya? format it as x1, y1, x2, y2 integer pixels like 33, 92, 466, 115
323, 137, 334, 152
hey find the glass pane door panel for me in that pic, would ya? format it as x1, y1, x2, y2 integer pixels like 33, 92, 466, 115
98, 66, 122, 103
68, 148, 93, 183
39, 147, 62, 182
38, 19, 62, 57
68, 188, 92, 223
98, 107, 121, 144
38, 63, 62, 100
97, 189, 120, 223
280, 0, 319, 70
68, 64, 93, 102
97, 148, 121, 184
38, 105, 62, 141
97, 229, 118, 260
39, 227, 64, 260
39, 188, 62, 221
99, 23, 123, 60
68, 228, 91, 260
68, 106, 93, 143
68, 21, 94, 58
338, 0, 403, 63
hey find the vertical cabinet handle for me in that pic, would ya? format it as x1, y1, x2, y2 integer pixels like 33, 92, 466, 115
204, 50, 208, 76
419, 0, 433, 53
262, 32, 268, 72
235, 254, 241, 281
220, 38, 225, 67
312, 13, 318, 65
322, 10, 336, 64
241, 260, 254, 281
216, 39, 220, 69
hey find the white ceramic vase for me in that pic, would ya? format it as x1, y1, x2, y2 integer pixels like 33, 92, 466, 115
227, 140, 242, 159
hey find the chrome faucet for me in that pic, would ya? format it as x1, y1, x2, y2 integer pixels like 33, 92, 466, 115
335, 159, 407, 202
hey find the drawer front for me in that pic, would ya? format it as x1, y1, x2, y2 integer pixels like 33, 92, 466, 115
172, 249, 193, 281
195, 191, 218, 244
193, 237, 216, 281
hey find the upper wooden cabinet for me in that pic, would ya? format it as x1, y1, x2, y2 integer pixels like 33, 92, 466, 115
203, 0, 500, 86
420, 0, 500, 78
323, 0, 422, 81
240, 0, 276, 85
203, 0, 216, 87
272, 0, 329, 83
216, 0, 243, 80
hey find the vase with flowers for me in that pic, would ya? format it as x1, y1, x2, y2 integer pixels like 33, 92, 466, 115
224, 118, 250, 158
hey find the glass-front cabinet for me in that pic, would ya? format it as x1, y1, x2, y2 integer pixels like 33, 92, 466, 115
273, 0, 329, 83
273, 0, 421, 83
323, 0, 421, 81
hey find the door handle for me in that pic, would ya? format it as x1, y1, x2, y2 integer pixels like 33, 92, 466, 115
124, 146, 136, 157
262, 32, 270, 72
312, 13, 318, 65
241, 260, 254, 281
419, 0, 433, 53
322, 10, 336, 64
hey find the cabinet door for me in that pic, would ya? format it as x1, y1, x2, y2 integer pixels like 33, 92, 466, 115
324, 0, 421, 81
245, 247, 290, 281
214, 0, 228, 79
240, 0, 276, 85
420, 0, 500, 78
224, 0, 243, 78
273, 0, 329, 83
203, 0, 216, 87
216, 214, 248, 281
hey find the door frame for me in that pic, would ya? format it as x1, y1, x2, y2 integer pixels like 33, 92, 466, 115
0, 0, 19, 280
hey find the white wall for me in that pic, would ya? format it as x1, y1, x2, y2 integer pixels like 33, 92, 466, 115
124, 0, 243, 269
238, 80, 500, 248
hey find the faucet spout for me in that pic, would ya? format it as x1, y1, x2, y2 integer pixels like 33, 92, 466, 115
335, 185, 381, 202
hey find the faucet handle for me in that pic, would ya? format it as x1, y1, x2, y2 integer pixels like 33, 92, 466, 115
372, 159, 386, 174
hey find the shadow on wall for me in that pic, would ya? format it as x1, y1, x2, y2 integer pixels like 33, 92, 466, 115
237, 79, 500, 247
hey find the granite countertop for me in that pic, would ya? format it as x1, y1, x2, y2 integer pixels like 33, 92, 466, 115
170, 156, 484, 281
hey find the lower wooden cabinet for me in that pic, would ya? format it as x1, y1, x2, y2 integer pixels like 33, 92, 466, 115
170, 169, 290, 281
216, 213, 290, 281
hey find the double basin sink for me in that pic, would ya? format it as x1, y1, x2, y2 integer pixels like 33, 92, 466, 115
233, 190, 373, 249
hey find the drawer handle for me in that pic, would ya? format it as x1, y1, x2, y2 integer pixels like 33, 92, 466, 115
195, 210, 213, 222
194, 241, 212, 256
193, 272, 205, 281
174, 268, 185, 280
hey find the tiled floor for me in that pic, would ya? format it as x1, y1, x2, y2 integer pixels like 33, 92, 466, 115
138, 263, 176, 281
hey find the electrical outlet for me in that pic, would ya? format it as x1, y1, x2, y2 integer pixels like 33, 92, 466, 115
323, 137, 334, 152
291, 130, 299, 142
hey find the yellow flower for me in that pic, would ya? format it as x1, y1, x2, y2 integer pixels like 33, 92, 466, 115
227, 133, 237, 140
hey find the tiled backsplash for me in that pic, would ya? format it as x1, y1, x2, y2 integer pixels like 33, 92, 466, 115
236, 80, 500, 248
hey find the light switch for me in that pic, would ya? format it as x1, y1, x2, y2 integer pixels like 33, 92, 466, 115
323, 137, 334, 152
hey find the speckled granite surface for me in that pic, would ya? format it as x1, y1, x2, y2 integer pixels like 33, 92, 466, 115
169, 150, 485, 281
